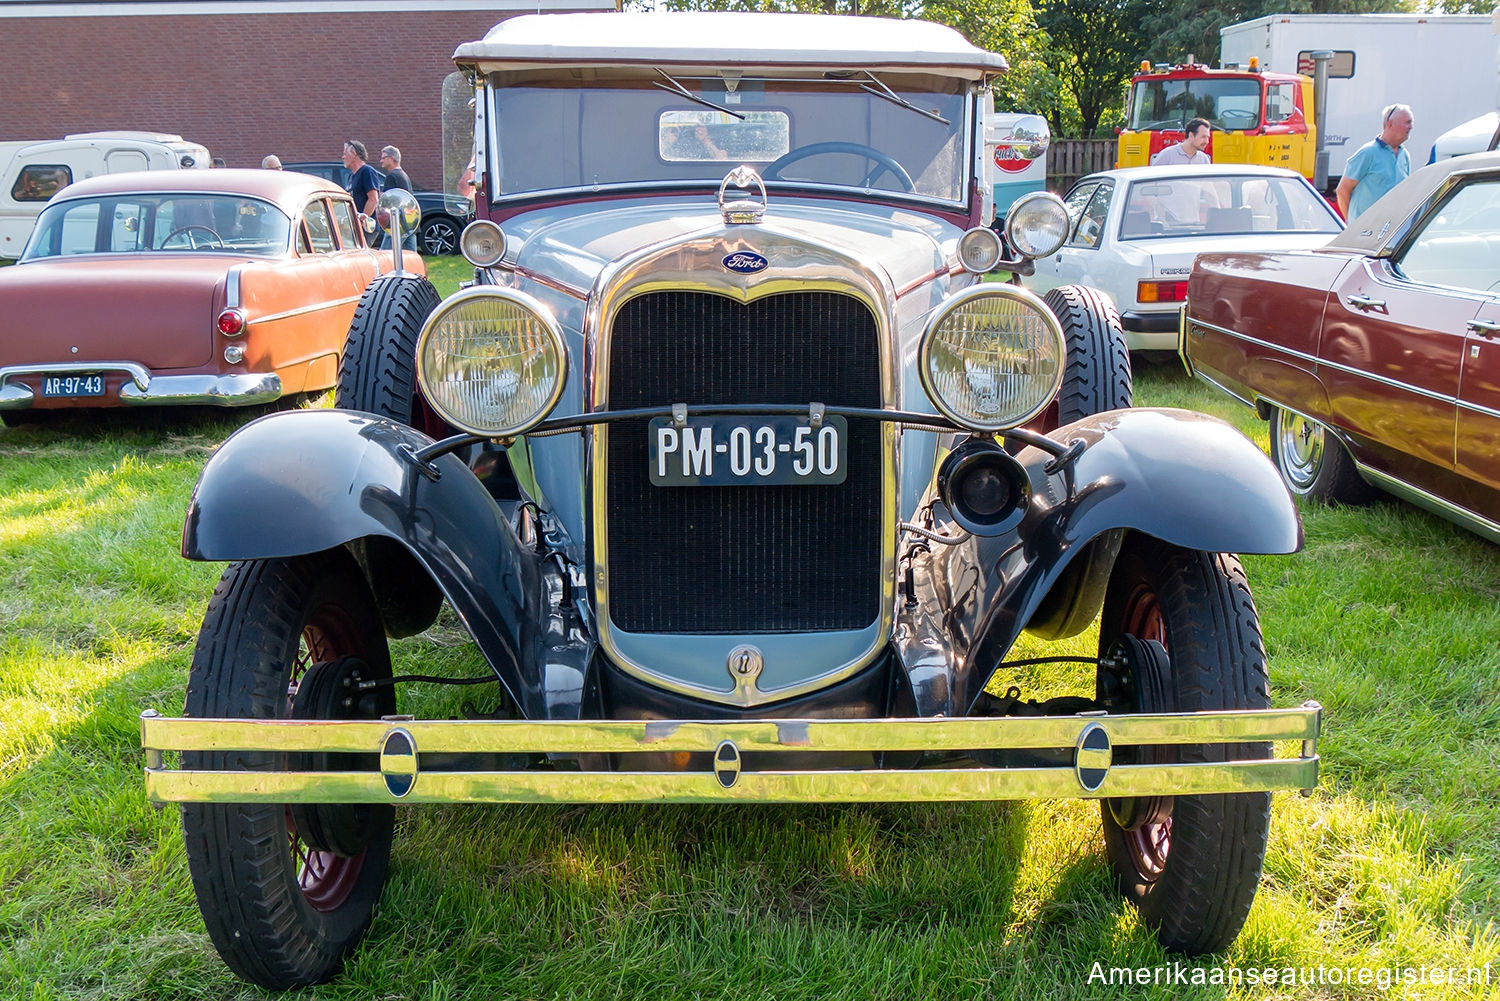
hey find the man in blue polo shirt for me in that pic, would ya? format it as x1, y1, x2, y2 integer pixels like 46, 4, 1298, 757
1336, 104, 1414, 222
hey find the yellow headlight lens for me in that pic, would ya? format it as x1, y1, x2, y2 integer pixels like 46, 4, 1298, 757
919, 285, 1065, 431
416, 288, 567, 437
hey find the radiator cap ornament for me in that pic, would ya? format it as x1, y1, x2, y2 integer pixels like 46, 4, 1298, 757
718, 165, 767, 225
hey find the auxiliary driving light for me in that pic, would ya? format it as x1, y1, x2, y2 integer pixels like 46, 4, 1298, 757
1004, 191, 1070, 260
937, 437, 1031, 536
957, 227, 1004, 274
460, 220, 506, 268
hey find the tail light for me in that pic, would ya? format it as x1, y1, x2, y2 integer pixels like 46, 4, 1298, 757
216, 308, 246, 337
1137, 280, 1188, 304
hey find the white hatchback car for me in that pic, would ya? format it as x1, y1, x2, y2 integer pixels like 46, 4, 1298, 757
1027, 164, 1344, 352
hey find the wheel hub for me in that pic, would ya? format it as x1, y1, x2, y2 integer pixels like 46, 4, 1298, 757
289, 656, 393, 856
1100, 634, 1174, 832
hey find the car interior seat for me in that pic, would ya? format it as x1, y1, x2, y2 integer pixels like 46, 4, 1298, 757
1206, 206, 1253, 233
1121, 209, 1154, 237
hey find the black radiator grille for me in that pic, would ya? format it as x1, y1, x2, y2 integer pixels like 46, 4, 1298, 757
605, 290, 883, 633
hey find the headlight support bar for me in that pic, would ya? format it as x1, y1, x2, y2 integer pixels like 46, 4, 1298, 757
409, 403, 1072, 464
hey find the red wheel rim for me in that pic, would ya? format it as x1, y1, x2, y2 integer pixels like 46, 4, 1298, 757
283, 602, 372, 912
1119, 583, 1172, 882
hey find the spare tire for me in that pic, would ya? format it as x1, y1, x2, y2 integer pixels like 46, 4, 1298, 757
335, 272, 442, 430
1044, 284, 1133, 425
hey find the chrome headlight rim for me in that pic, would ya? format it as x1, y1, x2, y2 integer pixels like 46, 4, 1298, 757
1005, 191, 1070, 260
460, 219, 507, 268
918, 283, 1067, 433
415, 287, 568, 438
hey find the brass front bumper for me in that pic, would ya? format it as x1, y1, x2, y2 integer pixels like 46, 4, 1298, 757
141, 704, 1321, 805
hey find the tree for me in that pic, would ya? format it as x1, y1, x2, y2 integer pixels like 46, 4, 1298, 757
1034, 0, 1154, 135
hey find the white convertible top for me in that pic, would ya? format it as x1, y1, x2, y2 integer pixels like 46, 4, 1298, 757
453, 12, 1008, 79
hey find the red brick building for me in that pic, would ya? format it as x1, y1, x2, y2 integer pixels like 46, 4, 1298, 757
0, 0, 614, 188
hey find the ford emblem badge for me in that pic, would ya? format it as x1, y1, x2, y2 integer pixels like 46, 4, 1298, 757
723, 252, 768, 274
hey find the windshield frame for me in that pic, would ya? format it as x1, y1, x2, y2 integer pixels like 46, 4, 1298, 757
476, 68, 981, 214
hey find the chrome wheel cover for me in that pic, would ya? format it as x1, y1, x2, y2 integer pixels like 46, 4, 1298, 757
1277, 411, 1325, 491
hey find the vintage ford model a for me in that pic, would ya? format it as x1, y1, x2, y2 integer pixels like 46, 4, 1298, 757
142, 12, 1320, 989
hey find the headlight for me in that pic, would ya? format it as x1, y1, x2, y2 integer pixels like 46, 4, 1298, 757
1005, 191, 1070, 259
416, 288, 567, 437
460, 220, 506, 267
918, 285, 1065, 431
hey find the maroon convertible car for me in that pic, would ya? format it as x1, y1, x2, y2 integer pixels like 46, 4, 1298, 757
1183, 151, 1500, 542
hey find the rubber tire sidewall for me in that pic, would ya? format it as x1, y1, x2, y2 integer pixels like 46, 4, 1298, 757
335, 272, 442, 427
1268, 406, 1374, 505
1044, 284, 1133, 426
181, 551, 394, 989
1098, 533, 1273, 956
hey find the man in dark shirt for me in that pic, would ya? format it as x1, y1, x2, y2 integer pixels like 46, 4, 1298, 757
342, 140, 381, 229
378, 145, 418, 251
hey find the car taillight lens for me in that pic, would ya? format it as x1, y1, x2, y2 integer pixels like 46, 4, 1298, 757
217, 308, 246, 336
1137, 280, 1188, 304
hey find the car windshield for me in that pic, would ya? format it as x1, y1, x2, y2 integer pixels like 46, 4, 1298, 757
485, 69, 973, 205
21, 195, 293, 260
1129, 77, 1262, 132
1118, 174, 1342, 239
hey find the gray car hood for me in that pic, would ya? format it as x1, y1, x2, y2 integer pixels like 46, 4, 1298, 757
501, 197, 962, 298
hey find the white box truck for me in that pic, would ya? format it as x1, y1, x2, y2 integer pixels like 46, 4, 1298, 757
0, 131, 211, 258
1220, 12, 1496, 177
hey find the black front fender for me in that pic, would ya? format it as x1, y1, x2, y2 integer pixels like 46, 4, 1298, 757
183, 409, 551, 717
1041, 406, 1301, 556
941, 407, 1300, 713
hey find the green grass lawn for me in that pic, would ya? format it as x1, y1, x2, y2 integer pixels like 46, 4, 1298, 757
1, 288, 1496, 999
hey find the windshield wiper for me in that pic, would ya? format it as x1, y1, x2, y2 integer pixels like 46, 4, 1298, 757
652, 69, 746, 121
860, 72, 950, 126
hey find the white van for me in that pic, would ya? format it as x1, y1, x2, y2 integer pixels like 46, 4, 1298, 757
0, 131, 211, 258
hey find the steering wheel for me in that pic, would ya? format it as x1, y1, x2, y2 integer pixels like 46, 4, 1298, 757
1217, 110, 1257, 129
162, 225, 224, 250
762, 142, 916, 193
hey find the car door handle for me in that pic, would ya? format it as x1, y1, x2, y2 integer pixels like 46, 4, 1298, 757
1345, 294, 1387, 312
1467, 319, 1500, 337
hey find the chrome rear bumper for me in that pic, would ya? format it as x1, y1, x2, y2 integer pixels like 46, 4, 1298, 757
142, 704, 1321, 805
0, 362, 281, 408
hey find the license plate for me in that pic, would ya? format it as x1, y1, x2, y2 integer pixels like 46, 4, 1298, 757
648, 415, 848, 486
41, 374, 105, 398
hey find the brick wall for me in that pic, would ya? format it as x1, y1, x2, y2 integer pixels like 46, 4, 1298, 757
2, 10, 520, 187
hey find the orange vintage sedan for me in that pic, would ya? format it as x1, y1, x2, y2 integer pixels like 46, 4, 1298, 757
0, 169, 424, 425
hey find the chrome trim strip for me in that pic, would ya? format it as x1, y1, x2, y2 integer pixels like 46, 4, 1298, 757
143, 707, 1321, 753
1192, 368, 1258, 412
225, 265, 242, 310
512, 264, 590, 301
1353, 462, 1500, 544
142, 706, 1321, 804
1188, 316, 1459, 409
583, 226, 901, 707
252, 294, 362, 326
145, 759, 1319, 805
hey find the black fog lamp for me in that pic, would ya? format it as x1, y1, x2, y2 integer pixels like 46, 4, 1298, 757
936, 437, 1031, 536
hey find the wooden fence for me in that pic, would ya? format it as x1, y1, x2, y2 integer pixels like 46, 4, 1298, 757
1046, 139, 1116, 193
